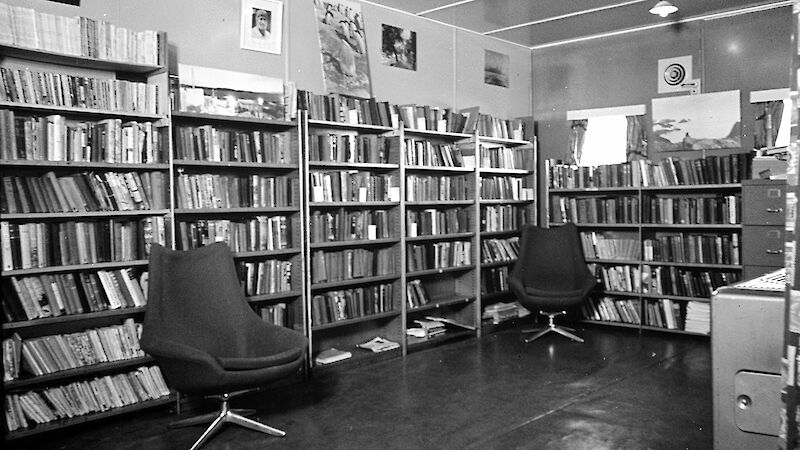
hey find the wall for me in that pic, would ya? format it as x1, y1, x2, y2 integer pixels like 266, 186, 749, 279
531, 5, 793, 162
4, 0, 531, 121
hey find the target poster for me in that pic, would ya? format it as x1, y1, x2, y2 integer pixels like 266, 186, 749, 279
658, 56, 694, 94
652, 90, 741, 152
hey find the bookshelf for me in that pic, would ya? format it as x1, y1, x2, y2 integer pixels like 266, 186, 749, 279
401, 126, 480, 350
0, 11, 173, 439
303, 110, 404, 367
472, 136, 537, 334
546, 155, 748, 336
170, 111, 306, 332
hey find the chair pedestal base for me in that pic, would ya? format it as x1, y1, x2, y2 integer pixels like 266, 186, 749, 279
173, 391, 285, 450
522, 311, 584, 343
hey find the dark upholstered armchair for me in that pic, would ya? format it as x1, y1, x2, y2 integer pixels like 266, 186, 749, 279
509, 223, 596, 343
140, 243, 308, 449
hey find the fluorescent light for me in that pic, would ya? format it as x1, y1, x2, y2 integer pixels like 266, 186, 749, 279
649, 0, 678, 17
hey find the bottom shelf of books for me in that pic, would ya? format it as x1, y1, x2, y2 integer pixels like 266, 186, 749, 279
581, 295, 713, 335
5, 366, 173, 439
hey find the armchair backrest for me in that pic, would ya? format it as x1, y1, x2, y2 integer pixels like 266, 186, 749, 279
140, 243, 261, 358
510, 223, 593, 291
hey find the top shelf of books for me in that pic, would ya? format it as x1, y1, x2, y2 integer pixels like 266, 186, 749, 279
0, 4, 165, 73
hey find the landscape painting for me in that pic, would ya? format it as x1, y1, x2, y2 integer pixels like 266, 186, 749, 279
314, 0, 371, 98
381, 24, 416, 71
652, 90, 741, 152
484, 49, 509, 88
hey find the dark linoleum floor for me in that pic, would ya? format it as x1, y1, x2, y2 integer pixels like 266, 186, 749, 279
10, 324, 712, 449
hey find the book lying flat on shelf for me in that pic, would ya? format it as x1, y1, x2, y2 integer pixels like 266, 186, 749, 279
356, 337, 400, 353
423, 316, 477, 331
314, 348, 352, 365
407, 319, 446, 339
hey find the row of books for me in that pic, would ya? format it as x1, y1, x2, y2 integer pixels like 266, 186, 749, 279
641, 266, 740, 299
173, 126, 296, 164
308, 133, 395, 164
580, 232, 641, 261
407, 241, 473, 272
298, 90, 395, 128
176, 216, 291, 252
406, 207, 471, 237
238, 260, 293, 297
174, 173, 297, 209
583, 296, 643, 325
405, 174, 471, 202
481, 237, 520, 264
479, 145, 533, 170
2, 269, 147, 322
480, 176, 533, 201
550, 195, 640, 225
643, 232, 740, 265
405, 279, 431, 308
591, 263, 739, 298
8, 318, 145, 378
395, 104, 471, 134
0, 68, 160, 114
585, 295, 718, 333
473, 113, 526, 140
2, 171, 167, 214
257, 303, 289, 327
310, 283, 395, 325
642, 194, 740, 225
480, 205, 531, 232
311, 248, 397, 284
404, 139, 465, 167
0, 111, 166, 163
309, 171, 398, 203
547, 154, 752, 189
309, 209, 394, 243
5, 366, 170, 432
0, 3, 162, 65
297, 90, 526, 139
481, 266, 510, 294
0, 218, 166, 270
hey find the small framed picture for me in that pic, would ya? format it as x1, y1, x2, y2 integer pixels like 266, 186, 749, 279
240, 0, 283, 54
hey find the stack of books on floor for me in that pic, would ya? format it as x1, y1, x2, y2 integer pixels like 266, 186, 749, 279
684, 301, 711, 334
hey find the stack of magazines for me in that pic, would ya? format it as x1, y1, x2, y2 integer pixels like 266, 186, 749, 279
356, 337, 400, 353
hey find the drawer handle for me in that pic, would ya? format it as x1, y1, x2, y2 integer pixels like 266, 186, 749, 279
766, 208, 783, 213
766, 249, 783, 255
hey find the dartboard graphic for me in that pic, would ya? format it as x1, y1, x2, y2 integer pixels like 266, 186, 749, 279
663, 63, 687, 86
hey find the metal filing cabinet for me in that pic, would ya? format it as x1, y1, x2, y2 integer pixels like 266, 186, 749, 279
742, 179, 787, 280
712, 271, 785, 449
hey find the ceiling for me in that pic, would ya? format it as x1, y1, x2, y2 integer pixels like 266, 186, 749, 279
365, 0, 790, 48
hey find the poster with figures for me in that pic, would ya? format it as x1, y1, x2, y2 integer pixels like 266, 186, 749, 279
314, 0, 372, 98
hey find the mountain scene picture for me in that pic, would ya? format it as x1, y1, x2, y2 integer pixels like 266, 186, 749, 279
652, 90, 741, 152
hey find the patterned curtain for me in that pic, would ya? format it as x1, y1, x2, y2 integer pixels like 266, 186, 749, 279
754, 100, 785, 149
625, 115, 648, 160
567, 119, 587, 164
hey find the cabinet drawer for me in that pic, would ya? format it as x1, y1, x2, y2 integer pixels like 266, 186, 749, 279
743, 182, 786, 225
742, 226, 785, 267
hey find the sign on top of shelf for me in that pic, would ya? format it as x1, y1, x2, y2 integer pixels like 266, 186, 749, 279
175, 63, 288, 120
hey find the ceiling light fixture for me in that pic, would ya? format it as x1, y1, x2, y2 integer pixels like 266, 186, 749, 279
649, 0, 678, 17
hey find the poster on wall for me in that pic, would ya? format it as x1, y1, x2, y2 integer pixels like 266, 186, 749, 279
484, 49, 509, 88
381, 24, 416, 71
314, 0, 372, 98
651, 90, 741, 152
240, 0, 283, 54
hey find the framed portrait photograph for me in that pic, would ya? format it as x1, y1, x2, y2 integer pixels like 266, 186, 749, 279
240, 0, 283, 54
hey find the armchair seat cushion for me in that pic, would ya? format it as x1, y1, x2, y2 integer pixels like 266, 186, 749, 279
217, 347, 305, 371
